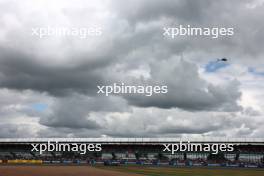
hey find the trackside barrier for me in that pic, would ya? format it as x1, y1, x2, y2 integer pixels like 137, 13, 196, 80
63, 160, 73, 164
193, 163, 202, 166
245, 165, 258, 168
42, 160, 50, 164
208, 163, 221, 167
226, 164, 239, 167
7, 160, 42, 164
51, 160, 61, 164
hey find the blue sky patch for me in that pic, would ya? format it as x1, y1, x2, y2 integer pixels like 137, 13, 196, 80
248, 67, 264, 76
30, 103, 48, 112
205, 60, 229, 72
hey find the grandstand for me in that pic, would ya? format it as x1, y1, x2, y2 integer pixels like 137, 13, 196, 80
0, 138, 263, 168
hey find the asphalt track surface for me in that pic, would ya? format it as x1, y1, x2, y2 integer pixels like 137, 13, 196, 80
0, 165, 142, 176
1, 165, 264, 176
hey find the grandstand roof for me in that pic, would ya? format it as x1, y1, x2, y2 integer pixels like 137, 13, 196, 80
0, 138, 263, 145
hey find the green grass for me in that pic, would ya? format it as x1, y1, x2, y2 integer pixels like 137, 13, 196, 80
96, 166, 264, 176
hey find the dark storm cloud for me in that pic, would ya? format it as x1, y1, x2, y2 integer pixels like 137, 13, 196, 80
111, 0, 264, 62
111, 0, 212, 24
0, 42, 242, 112
39, 94, 129, 129
0, 47, 109, 96
0, 0, 263, 137
122, 59, 242, 111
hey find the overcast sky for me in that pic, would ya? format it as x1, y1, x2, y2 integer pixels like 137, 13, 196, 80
0, 0, 264, 138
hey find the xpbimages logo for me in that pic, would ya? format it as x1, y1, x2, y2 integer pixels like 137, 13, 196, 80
31, 141, 102, 155
97, 83, 168, 96
31, 26, 102, 38
163, 142, 234, 154
163, 25, 234, 39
